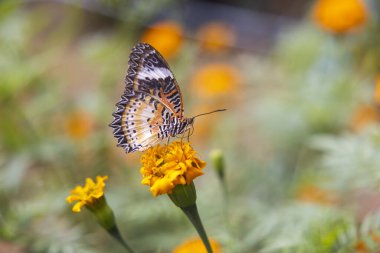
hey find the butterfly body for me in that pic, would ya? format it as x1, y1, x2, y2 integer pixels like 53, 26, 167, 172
110, 43, 194, 153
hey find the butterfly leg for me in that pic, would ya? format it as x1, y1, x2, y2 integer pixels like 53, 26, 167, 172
186, 129, 190, 142
164, 136, 171, 153
187, 124, 194, 142
179, 133, 187, 160
181, 130, 190, 146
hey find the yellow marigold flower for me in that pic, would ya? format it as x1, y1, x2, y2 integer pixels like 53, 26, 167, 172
197, 21, 236, 53
351, 105, 380, 132
140, 142, 206, 197
141, 20, 183, 59
191, 63, 240, 99
66, 110, 94, 140
297, 185, 337, 205
312, 0, 367, 34
66, 176, 108, 212
172, 237, 222, 253
66, 176, 135, 252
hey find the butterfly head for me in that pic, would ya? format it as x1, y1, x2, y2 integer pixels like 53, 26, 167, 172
175, 109, 226, 137
177, 117, 195, 135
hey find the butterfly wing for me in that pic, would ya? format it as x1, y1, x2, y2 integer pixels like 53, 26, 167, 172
126, 43, 184, 117
110, 43, 183, 153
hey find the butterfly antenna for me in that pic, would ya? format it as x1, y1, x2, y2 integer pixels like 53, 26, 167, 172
192, 109, 227, 119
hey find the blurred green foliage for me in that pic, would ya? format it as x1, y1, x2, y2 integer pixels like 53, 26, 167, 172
1, 0, 380, 253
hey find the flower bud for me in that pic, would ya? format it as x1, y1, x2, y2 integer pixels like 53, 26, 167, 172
210, 149, 225, 181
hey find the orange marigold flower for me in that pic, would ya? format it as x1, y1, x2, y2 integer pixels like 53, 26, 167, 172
140, 142, 206, 197
191, 63, 240, 99
172, 237, 222, 253
312, 0, 367, 33
297, 185, 337, 205
66, 176, 108, 212
197, 21, 236, 53
141, 20, 183, 59
66, 110, 94, 140
351, 105, 380, 132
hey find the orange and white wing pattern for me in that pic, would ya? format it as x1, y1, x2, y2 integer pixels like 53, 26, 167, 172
127, 43, 184, 117
110, 43, 185, 153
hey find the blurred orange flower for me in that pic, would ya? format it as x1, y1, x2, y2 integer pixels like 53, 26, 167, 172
354, 232, 380, 253
374, 76, 380, 104
351, 105, 380, 132
189, 104, 215, 142
141, 20, 183, 59
297, 185, 337, 205
371, 232, 380, 243
188, 105, 219, 144
312, 0, 367, 33
66, 110, 94, 140
191, 63, 240, 99
172, 237, 221, 253
355, 240, 367, 253
197, 21, 236, 53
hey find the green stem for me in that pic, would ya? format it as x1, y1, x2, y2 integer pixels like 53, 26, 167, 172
181, 204, 213, 253
221, 178, 236, 252
108, 226, 136, 253
88, 197, 137, 253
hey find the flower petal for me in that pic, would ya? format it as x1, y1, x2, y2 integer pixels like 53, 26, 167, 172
66, 175, 108, 212
140, 141, 206, 196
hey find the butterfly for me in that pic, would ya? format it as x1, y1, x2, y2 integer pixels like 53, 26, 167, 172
110, 43, 192, 153
110, 43, 224, 153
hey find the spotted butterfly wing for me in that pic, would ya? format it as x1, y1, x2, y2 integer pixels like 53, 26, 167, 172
110, 43, 186, 153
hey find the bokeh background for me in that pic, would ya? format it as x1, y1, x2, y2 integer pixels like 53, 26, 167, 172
1, 0, 380, 252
